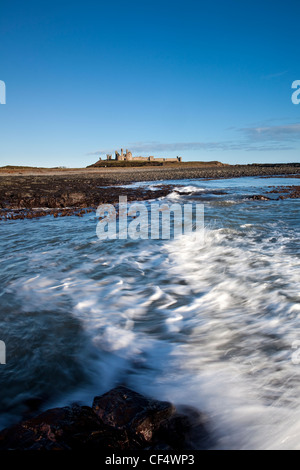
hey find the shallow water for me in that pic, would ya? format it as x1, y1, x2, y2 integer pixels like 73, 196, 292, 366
0, 176, 300, 449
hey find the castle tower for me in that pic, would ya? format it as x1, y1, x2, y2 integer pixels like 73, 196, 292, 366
125, 149, 132, 161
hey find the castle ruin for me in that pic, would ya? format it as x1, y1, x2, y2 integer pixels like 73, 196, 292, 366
105, 148, 182, 163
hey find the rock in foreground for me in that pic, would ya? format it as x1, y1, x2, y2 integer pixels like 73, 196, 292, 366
0, 386, 211, 450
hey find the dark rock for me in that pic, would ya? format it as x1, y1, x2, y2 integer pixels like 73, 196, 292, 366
248, 195, 271, 201
155, 404, 211, 450
0, 404, 130, 451
0, 387, 211, 450
267, 185, 300, 199
92, 386, 175, 444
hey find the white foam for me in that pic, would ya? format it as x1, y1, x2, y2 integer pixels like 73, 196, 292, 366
3, 201, 300, 448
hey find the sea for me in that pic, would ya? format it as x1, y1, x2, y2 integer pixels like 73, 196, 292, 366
0, 175, 300, 449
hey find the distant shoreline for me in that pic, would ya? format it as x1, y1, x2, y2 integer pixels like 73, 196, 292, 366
0, 162, 300, 180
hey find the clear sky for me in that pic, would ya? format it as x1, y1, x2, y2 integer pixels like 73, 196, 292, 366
0, 0, 299, 167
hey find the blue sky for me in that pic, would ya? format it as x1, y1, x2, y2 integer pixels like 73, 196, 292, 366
0, 0, 299, 167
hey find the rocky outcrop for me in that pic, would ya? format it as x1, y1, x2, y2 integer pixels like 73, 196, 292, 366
248, 185, 300, 201
0, 387, 211, 450
248, 195, 271, 201
267, 185, 300, 199
0, 183, 175, 220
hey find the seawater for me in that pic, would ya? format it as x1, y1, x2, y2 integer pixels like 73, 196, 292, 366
0, 176, 300, 449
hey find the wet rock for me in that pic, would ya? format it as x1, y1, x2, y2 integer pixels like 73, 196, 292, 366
0, 404, 130, 451
248, 195, 271, 201
154, 404, 211, 450
0, 387, 211, 450
92, 386, 175, 444
0, 182, 175, 220
267, 185, 300, 199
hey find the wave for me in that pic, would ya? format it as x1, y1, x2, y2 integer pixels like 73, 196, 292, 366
1, 221, 300, 448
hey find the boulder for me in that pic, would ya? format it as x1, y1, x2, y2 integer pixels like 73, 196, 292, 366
248, 195, 271, 201
92, 386, 175, 444
0, 387, 211, 450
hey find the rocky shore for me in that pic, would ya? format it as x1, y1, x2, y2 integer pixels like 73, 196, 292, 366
0, 164, 299, 220
0, 182, 175, 220
0, 387, 211, 450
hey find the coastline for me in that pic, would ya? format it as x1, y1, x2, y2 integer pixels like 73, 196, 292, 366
0, 163, 300, 220
1, 162, 300, 181
1, 169, 300, 450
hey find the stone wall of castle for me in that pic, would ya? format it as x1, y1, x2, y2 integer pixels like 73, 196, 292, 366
106, 149, 182, 163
